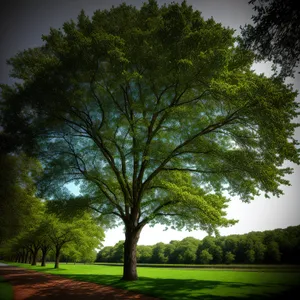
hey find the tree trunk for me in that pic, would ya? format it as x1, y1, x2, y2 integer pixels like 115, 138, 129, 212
122, 226, 142, 281
25, 251, 29, 263
31, 249, 38, 266
41, 249, 47, 267
54, 247, 60, 269
21, 249, 25, 263
28, 252, 32, 264
31, 256, 37, 265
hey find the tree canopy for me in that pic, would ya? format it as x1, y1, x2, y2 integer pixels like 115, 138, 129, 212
0, 206, 104, 268
241, 0, 300, 78
0, 153, 42, 245
1, 0, 299, 280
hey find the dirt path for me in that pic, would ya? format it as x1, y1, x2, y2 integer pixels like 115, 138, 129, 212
0, 265, 159, 300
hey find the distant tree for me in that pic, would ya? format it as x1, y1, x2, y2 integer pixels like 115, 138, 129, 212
1, 0, 299, 280
96, 246, 113, 262
234, 236, 248, 263
111, 241, 125, 263
199, 249, 213, 264
224, 251, 235, 264
152, 242, 168, 264
245, 249, 256, 263
164, 244, 176, 264
63, 246, 81, 264
184, 238, 201, 264
241, 0, 300, 77
47, 213, 103, 268
223, 236, 238, 259
171, 237, 200, 264
247, 233, 267, 263
137, 245, 153, 263
38, 228, 54, 266
266, 241, 281, 263
280, 226, 300, 263
196, 236, 222, 264
253, 241, 266, 263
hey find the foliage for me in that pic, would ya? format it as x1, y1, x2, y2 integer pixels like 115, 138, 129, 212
96, 225, 300, 264
137, 245, 153, 263
241, 0, 300, 78
0, 153, 42, 245
151, 242, 168, 263
224, 251, 235, 264
0, 210, 104, 267
198, 249, 213, 264
110, 240, 124, 263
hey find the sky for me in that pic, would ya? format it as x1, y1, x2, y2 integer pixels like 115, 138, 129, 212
0, 0, 299, 247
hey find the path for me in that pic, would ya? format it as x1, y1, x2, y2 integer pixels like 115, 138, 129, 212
0, 264, 159, 300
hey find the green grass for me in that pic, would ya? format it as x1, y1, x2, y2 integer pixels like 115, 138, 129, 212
6, 262, 300, 299
0, 276, 13, 300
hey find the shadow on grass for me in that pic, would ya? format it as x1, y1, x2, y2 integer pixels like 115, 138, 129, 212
2, 265, 299, 299
0, 276, 13, 300
57, 273, 300, 300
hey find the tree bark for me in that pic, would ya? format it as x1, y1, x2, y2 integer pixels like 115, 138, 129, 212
28, 252, 32, 264
31, 249, 39, 266
25, 251, 29, 263
54, 247, 61, 269
21, 249, 25, 263
41, 249, 47, 267
122, 226, 142, 281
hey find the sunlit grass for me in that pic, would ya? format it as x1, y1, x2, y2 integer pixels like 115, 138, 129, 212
6, 262, 300, 299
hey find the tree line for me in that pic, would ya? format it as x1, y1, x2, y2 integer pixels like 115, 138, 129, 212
96, 225, 300, 265
0, 205, 104, 268
0, 153, 104, 268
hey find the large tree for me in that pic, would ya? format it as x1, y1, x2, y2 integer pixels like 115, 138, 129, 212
241, 0, 300, 78
1, 1, 299, 280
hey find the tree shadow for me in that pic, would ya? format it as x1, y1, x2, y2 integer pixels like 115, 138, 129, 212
59, 273, 300, 299
1, 266, 299, 299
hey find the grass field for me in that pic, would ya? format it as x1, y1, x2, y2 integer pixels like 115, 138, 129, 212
0, 276, 13, 300
6, 262, 300, 299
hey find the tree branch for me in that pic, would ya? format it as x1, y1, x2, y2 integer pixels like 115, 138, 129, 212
142, 108, 243, 191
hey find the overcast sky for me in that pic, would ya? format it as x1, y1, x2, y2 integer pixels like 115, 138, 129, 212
1, 0, 299, 247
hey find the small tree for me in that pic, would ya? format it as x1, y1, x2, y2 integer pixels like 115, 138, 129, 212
31, 216, 54, 267
47, 213, 103, 268
137, 245, 153, 263
266, 241, 281, 263
96, 246, 113, 262
199, 249, 213, 264
245, 249, 256, 263
224, 251, 235, 264
151, 242, 168, 264
110, 241, 125, 263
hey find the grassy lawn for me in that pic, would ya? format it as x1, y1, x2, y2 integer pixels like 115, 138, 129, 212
6, 262, 300, 299
0, 276, 13, 300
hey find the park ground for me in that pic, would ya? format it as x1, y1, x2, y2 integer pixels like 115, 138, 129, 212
1, 262, 300, 299
0, 263, 157, 300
